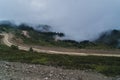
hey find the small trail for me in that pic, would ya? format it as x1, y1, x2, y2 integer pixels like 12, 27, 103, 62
1, 33, 120, 57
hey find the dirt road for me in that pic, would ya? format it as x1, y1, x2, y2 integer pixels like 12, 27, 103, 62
1, 33, 120, 57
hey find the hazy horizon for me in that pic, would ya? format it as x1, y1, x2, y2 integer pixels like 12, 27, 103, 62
0, 0, 120, 41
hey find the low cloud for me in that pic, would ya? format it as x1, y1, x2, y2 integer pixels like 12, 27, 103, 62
0, 0, 120, 41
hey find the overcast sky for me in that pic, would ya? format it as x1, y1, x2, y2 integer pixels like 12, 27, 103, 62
0, 0, 120, 41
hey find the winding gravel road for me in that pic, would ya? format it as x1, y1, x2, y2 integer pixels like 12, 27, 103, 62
1, 33, 120, 57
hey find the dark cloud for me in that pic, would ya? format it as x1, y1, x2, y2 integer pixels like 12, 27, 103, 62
0, 0, 120, 41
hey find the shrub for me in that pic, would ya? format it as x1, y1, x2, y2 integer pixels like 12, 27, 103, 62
29, 47, 34, 52
11, 45, 19, 50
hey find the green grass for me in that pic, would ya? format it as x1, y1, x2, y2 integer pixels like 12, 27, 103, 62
0, 44, 120, 76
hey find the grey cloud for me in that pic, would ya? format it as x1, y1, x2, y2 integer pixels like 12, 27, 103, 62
0, 0, 120, 41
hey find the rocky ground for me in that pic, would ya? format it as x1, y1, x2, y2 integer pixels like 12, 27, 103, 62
0, 61, 119, 80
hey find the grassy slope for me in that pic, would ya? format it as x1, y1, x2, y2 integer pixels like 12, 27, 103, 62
14, 29, 115, 49
14, 30, 81, 48
0, 44, 120, 76
0, 24, 119, 49
0, 24, 120, 77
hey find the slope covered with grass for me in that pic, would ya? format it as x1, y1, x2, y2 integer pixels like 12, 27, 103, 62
0, 22, 120, 49
0, 44, 120, 76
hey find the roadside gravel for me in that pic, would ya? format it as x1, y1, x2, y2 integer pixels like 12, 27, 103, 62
0, 61, 116, 80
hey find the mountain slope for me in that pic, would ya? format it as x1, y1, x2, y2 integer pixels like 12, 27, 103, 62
0, 22, 120, 49
96, 29, 120, 48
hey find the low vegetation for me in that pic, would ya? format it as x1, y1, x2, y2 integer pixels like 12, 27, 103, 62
0, 44, 120, 76
11, 45, 19, 50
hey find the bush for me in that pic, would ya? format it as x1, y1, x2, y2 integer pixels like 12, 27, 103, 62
29, 47, 33, 52
11, 45, 19, 50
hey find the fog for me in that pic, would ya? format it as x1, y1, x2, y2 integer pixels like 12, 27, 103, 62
0, 0, 120, 41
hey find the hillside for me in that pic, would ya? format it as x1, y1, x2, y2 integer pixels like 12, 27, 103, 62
0, 44, 120, 77
0, 22, 120, 78
0, 22, 120, 50
96, 29, 120, 48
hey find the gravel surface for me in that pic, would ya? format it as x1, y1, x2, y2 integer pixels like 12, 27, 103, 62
0, 61, 118, 80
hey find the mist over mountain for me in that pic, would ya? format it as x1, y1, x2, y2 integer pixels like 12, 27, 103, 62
0, 0, 120, 41
0, 21, 120, 49
96, 29, 120, 48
